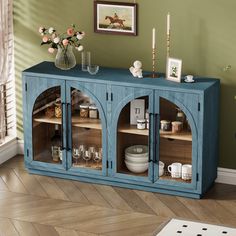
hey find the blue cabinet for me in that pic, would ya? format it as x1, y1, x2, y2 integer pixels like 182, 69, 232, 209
22, 62, 220, 198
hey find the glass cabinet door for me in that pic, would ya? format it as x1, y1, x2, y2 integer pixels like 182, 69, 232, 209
32, 86, 65, 165
156, 97, 194, 185
115, 95, 153, 181
67, 87, 103, 174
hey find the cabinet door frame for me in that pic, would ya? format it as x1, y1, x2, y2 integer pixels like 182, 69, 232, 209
65, 81, 107, 177
109, 85, 154, 183
153, 90, 199, 190
23, 76, 67, 171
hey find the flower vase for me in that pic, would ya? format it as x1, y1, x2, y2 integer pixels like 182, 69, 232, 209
55, 45, 76, 70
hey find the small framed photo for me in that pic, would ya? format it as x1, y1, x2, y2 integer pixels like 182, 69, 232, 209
94, 1, 137, 36
166, 57, 182, 83
130, 99, 145, 125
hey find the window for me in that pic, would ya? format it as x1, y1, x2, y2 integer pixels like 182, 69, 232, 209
0, 0, 15, 145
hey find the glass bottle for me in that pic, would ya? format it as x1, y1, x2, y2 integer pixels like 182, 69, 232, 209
51, 124, 61, 162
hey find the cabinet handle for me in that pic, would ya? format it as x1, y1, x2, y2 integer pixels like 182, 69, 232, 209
61, 102, 66, 150
154, 113, 159, 164
66, 103, 71, 151
148, 113, 154, 163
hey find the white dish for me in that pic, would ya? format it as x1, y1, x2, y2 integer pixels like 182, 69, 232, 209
125, 160, 149, 173
125, 155, 149, 163
184, 78, 195, 83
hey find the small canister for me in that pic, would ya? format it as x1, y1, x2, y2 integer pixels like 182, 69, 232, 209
55, 102, 62, 118
171, 121, 183, 133
137, 119, 146, 130
89, 104, 98, 119
146, 119, 149, 129
160, 120, 171, 131
79, 103, 89, 118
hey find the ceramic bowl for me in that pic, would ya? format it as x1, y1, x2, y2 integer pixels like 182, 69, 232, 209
125, 160, 148, 173
125, 155, 149, 163
125, 145, 148, 158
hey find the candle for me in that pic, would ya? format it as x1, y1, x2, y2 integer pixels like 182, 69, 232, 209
152, 28, 156, 49
167, 12, 170, 34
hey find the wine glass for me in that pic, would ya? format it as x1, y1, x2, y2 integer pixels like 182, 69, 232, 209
93, 151, 102, 169
72, 148, 79, 165
83, 150, 92, 167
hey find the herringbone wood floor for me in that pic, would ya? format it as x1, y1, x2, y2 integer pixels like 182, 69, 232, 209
0, 156, 235, 236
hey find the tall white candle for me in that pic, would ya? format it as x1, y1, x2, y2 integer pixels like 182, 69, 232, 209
167, 12, 170, 34
152, 28, 156, 49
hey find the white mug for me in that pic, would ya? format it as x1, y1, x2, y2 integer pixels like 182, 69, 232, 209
168, 163, 182, 178
182, 164, 192, 180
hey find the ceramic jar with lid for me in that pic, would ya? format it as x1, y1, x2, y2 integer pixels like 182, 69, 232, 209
171, 121, 183, 133
79, 103, 89, 118
160, 120, 171, 131
89, 104, 98, 119
137, 119, 146, 130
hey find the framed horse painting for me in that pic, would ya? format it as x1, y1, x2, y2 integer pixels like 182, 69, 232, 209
94, 1, 137, 36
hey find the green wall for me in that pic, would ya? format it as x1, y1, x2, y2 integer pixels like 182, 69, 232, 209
14, 0, 236, 169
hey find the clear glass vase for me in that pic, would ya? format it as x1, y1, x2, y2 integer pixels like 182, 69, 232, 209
55, 45, 76, 70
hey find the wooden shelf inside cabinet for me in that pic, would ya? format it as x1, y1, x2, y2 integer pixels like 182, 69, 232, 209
118, 124, 192, 141
160, 130, 192, 142
33, 114, 102, 130
159, 175, 192, 184
118, 124, 148, 136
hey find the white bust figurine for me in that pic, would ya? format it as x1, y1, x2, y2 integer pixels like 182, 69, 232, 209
129, 60, 143, 78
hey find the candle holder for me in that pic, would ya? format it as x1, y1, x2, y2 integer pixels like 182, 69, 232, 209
167, 33, 170, 58
145, 47, 159, 78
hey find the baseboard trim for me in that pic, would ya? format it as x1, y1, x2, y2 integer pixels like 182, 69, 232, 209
0, 138, 18, 165
2, 139, 235, 186
215, 167, 236, 185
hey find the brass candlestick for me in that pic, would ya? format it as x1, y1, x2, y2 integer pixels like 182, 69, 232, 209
146, 47, 159, 78
167, 33, 170, 58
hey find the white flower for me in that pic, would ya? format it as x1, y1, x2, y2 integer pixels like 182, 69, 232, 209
53, 37, 60, 44
48, 27, 54, 34
76, 33, 83, 40
77, 45, 84, 51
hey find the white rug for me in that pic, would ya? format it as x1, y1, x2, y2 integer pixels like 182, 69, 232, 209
156, 219, 236, 236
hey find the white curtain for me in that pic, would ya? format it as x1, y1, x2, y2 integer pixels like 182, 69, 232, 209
0, 0, 13, 143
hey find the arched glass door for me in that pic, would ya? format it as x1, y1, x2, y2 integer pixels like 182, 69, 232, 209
32, 86, 64, 165
156, 96, 194, 185
69, 88, 102, 170
115, 95, 153, 181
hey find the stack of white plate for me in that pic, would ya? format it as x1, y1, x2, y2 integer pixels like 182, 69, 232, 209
124, 145, 149, 173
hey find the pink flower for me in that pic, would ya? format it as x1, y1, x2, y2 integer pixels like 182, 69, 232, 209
62, 39, 69, 46
81, 31, 85, 36
42, 36, 49, 43
48, 48, 55, 53
39, 26, 44, 34
67, 28, 74, 36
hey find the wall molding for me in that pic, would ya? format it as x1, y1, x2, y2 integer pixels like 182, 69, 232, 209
0, 138, 18, 165
1, 139, 236, 186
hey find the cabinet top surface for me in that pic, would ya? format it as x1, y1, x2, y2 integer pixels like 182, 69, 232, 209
23, 61, 219, 92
